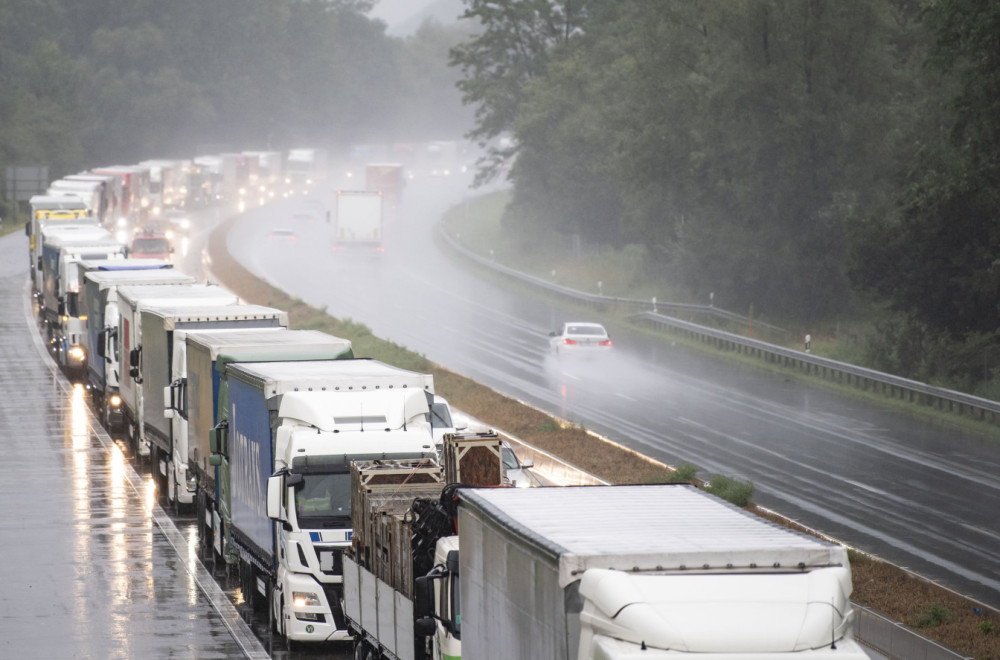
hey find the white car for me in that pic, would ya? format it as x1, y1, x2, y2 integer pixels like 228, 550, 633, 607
549, 322, 612, 355
501, 441, 542, 488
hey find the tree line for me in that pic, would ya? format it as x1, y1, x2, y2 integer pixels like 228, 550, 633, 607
450, 0, 1000, 396
0, 0, 472, 180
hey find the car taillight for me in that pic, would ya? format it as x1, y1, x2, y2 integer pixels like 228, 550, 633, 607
599, 339, 612, 347
562, 338, 578, 345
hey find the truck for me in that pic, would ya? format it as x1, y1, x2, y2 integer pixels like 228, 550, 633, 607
166, 328, 354, 528
115, 284, 240, 456
345, 482, 872, 660
364, 163, 405, 208
39, 226, 127, 377
333, 190, 383, 251
26, 194, 96, 297
285, 148, 327, 192
126, 303, 289, 494
219, 358, 439, 643
80, 264, 194, 429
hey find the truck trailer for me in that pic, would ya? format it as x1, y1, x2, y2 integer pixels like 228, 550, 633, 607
222, 359, 439, 643
345, 483, 872, 660
80, 265, 194, 428
115, 284, 241, 457
333, 190, 383, 251
129, 303, 289, 498
169, 328, 354, 549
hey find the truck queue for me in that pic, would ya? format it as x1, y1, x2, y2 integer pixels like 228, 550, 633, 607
22, 148, 873, 658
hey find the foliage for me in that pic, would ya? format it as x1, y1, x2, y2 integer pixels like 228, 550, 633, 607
665, 463, 698, 484
914, 604, 953, 628
705, 474, 754, 507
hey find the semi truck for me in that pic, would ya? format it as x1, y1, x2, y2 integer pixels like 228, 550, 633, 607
80, 265, 194, 429
345, 482, 872, 660
218, 359, 440, 643
286, 148, 327, 192
27, 194, 95, 297
167, 328, 354, 542
39, 226, 127, 378
364, 163, 405, 208
333, 190, 383, 251
115, 284, 241, 456
126, 302, 289, 496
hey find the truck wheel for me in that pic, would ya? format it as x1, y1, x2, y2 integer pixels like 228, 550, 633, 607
353, 640, 367, 660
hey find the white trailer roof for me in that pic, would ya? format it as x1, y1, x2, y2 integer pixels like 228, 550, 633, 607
117, 284, 237, 310
42, 226, 115, 243
228, 358, 433, 397
143, 304, 288, 328
186, 328, 352, 359
84, 269, 194, 289
460, 485, 848, 588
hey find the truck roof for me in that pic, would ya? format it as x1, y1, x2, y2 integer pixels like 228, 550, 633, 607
41, 226, 116, 243
459, 484, 848, 588
185, 328, 353, 363
117, 283, 237, 309
142, 304, 288, 328
84, 269, 194, 288
227, 358, 433, 397
29, 195, 91, 210
78, 258, 173, 272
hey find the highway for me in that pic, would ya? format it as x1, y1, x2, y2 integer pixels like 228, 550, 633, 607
228, 172, 1000, 612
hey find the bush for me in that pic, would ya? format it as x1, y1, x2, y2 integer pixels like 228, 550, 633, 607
705, 474, 754, 507
666, 463, 699, 484
915, 605, 952, 628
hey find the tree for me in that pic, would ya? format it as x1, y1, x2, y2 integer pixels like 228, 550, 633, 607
449, 0, 589, 183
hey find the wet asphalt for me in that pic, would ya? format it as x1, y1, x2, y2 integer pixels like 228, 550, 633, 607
0, 229, 285, 659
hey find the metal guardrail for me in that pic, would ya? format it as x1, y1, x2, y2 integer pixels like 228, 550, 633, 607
438, 226, 1000, 427
437, 227, 790, 335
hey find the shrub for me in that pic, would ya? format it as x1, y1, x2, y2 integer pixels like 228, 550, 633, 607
666, 463, 699, 484
705, 475, 755, 507
915, 605, 952, 628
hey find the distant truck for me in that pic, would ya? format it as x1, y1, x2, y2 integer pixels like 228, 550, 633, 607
80, 265, 194, 429
286, 148, 327, 191
39, 226, 126, 378
27, 195, 96, 298
345, 482, 872, 660
220, 359, 439, 643
168, 328, 354, 543
364, 163, 405, 208
333, 190, 383, 250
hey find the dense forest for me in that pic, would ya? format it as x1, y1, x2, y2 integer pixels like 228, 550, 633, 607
2, 0, 998, 395
451, 0, 1000, 396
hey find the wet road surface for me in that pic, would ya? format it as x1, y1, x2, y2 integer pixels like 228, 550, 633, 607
0, 227, 354, 659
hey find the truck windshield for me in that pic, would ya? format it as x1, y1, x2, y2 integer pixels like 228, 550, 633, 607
294, 472, 351, 528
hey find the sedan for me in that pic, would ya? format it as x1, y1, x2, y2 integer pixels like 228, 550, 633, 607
501, 441, 542, 488
549, 322, 612, 355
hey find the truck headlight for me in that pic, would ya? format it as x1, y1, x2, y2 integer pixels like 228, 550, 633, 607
293, 591, 321, 608
69, 346, 86, 361
186, 470, 196, 492
109, 394, 122, 408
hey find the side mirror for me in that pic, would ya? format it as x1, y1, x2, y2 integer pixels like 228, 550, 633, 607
97, 329, 108, 359
129, 347, 140, 368
453, 414, 469, 432
266, 475, 284, 521
414, 576, 434, 620
521, 458, 534, 469
446, 550, 460, 575
414, 617, 436, 638
163, 385, 174, 419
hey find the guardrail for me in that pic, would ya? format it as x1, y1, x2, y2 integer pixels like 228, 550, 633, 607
438, 226, 1000, 428
437, 227, 789, 336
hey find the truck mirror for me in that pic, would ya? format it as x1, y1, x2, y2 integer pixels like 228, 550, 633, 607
266, 475, 284, 521
209, 454, 222, 467
129, 347, 140, 368
58, 298, 67, 316
414, 617, 436, 638
162, 385, 174, 419
414, 576, 434, 620
446, 550, 460, 576
209, 428, 219, 453
97, 329, 108, 359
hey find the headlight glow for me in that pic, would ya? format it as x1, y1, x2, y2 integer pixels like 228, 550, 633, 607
293, 591, 321, 608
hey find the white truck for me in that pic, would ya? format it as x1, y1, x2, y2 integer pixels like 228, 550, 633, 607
333, 190, 383, 251
346, 483, 872, 660
26, 194, 96, 298
125, 302, 289, 502
39, 226, 127, 378
219, 359, 439, 644
115, 284, 240, 457
80, 264, 194, 429
168, 328, 354, 540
